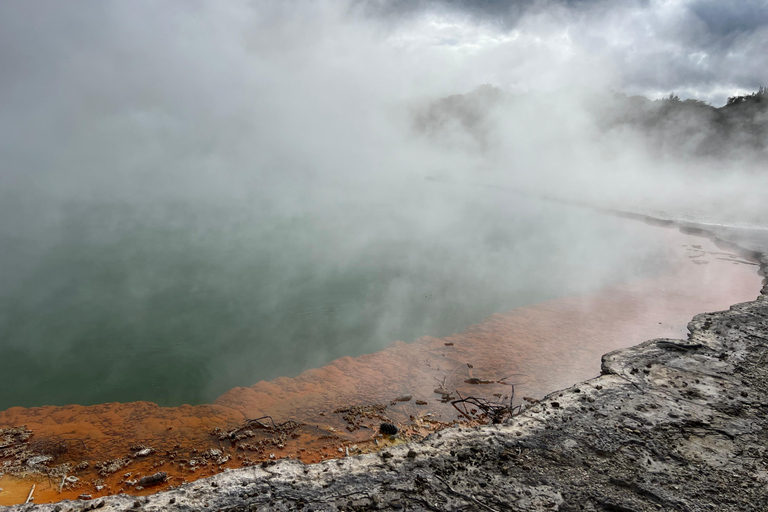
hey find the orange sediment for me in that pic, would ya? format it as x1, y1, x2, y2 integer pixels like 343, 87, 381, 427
0, 230, 763, 506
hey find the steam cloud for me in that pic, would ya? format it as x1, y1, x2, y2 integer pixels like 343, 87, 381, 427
0, 0, 766, 408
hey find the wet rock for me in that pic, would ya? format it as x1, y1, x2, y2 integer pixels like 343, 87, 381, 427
130, 446, 154, 457
26, 455, 52, 469
136, 472, 168, 487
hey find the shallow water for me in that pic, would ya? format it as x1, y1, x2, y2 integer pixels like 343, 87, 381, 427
0, 186, 681, 409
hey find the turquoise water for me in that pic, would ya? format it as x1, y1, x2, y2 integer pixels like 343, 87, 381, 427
0, 182, 672, 409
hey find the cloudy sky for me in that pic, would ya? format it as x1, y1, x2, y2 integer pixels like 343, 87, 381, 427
357, 0, 768, 104
2, 0, 767, 114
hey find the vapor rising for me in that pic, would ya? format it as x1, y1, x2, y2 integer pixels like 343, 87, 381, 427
0, 0, 765, 408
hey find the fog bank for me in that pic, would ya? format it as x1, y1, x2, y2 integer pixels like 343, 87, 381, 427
1, 0, 766, 408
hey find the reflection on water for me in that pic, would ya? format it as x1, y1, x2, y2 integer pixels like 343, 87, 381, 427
0, 226, 762, 505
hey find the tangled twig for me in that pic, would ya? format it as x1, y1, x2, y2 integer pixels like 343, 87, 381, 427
451, 385, 522, 424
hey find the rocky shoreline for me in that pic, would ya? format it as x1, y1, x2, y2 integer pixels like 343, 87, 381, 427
5, 220, 768, 512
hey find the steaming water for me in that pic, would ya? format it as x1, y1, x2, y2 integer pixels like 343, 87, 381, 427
0, 182, 678, 410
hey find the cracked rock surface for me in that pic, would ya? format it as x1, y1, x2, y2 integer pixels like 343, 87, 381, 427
6, 224, 768, 512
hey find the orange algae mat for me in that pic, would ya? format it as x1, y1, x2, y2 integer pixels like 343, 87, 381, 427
0, 229, 763, 506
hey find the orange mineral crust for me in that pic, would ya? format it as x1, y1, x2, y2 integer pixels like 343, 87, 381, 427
0, 230, 763, 506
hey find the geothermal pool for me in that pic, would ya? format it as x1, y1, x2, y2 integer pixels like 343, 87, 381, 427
0, 187, 694, 410
0, 191, 764, 505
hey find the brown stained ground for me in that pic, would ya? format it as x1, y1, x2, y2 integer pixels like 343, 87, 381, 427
0, 230, 763, 506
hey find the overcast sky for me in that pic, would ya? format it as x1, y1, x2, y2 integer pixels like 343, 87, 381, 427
1, 0, 766, 114
356, 0, 768, 104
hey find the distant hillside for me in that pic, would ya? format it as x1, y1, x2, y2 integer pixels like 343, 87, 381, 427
595, 88, 768, 161
413, 86, 768, 164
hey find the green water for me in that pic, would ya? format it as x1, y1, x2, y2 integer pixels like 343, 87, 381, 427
0, 183, 672, 409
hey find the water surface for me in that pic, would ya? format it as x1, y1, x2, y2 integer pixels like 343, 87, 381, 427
0, 184, 682, 409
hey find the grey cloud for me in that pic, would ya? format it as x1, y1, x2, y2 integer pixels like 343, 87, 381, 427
354, 0, 635, 27
353, 0, 536, 27
613, 1, 768, 103
355, 0, 767, 103
690, 0, 768, 40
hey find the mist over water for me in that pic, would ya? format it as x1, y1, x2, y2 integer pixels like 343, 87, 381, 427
1, 1, 766, 410
0, 180, 677, 409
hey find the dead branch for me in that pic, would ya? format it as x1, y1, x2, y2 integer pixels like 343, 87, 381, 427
451, 385, 522, 424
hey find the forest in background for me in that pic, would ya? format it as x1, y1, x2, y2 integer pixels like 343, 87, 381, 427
413, 86, 768, 164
